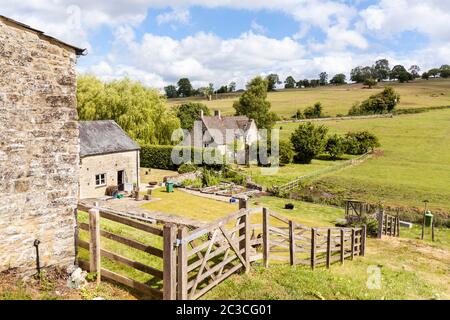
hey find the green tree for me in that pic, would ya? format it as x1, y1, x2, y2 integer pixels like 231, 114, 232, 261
351, 66, 374, 83
77, 75, 180, 145
266, 74, 281, 91
278, 140, 295, 165
374, 59, 390, 81
348, 86, 400, 115
319, 72, 328, 85
290, 122, 328, 164
200, 83, 214, 101
428, 68, 440, 78
164, 85, 178, 98
421, 72, 430, 80
233, 76, 278, 130
390, 65, 412, 82
330, 73, 346, 85
409, 65, 421, 78
326, 134, 345, 159
345, 131, 380, 154
303, 102, 323, 119
228, 81, 237, 92
440, 65, 450, 78
177, 78, 193, 97
363, 77, 377, 89
175, 102, 211, 131
284, 76, 296, 89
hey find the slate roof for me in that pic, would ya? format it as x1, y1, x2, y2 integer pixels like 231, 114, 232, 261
200, 115, 256, 145
79, 121, 140, 158
0, 15, 86, 56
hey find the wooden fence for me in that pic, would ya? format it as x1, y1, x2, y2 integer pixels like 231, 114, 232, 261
258, 209, 366, 268
377, 211, 400, 238
76, 202, 366, 300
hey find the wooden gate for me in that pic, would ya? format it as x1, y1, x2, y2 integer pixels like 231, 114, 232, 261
176, 208, 257, 300
377, 211, 400, 238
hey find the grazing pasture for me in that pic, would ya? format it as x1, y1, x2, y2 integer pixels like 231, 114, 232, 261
167, 79, 450, 118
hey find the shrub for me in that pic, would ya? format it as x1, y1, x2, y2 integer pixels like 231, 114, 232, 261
292, 109, 304, 119
344, 131, 380, 155
303, 102, 323, 119
223, 170, 246, 185
202, 169, 221, 187
140, 145, 202, 170
326, 134, 345, 159
363, 77, 377, 88
348, 86, 400, 115
290, 122, 328, 164
279, 140, 295, 165
180, 178, 203, 188
177, 163, 198, 174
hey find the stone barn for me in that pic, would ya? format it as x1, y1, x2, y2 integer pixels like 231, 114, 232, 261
0, 16, 85, 273
78, 121, 140, 199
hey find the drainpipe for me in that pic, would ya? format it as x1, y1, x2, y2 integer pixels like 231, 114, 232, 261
33, 239, 41, 275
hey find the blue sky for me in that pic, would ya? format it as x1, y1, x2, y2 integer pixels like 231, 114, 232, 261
3, 1, 450, 89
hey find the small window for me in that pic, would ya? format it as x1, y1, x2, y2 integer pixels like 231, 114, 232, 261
95, 173, 106, 187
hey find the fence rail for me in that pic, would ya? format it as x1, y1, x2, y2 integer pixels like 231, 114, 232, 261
377, 211, 400, 238
77, 200, 367, 300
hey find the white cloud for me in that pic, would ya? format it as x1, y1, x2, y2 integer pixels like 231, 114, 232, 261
250, 20, 267, 34
156, 8, 190, 26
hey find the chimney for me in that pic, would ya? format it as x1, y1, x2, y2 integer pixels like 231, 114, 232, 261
200, 109, 204, 119
214, 110, 221, 119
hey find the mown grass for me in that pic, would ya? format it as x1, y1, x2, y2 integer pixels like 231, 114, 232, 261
140, 168, 177, 184
277, 109, 450, 214
140, 188, 238, 222
167, 79, 450, 118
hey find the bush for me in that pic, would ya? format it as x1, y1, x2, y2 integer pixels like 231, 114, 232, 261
303, 102, 323, 119
292, 109, 304, 119
180, 178, 203, 188
344, 131, 380, 155
326, 134, 345, 159
348, 86, 400, 115
140, 145, 202, 170
223, 170, 246, 185
290, 122, 328, 164
177, 163, 198, 174
363, 77, 377, 88
279, 140, 295, 164
202, 169, 221, 187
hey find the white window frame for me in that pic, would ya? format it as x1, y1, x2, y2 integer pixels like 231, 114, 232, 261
95, 173, 106, 187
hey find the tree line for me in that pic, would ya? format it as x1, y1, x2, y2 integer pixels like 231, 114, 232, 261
164, 78, 237, 99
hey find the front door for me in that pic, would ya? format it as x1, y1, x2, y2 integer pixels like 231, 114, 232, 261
117, 170, 125, 191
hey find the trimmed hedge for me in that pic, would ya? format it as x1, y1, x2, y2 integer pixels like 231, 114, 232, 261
140, 145, 203, 170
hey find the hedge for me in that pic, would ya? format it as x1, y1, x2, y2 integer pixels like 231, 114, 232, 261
140, 145, 203, 170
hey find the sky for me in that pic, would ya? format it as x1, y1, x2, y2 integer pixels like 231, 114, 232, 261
2, 0, 450, 90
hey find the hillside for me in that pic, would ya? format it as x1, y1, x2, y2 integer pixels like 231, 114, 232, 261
167, 79, 450, 118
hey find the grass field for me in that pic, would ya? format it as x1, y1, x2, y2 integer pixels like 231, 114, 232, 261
167, 79, 450, 118
277, 109, 450, 215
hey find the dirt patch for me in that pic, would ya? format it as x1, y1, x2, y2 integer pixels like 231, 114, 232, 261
0, 267, 135, 300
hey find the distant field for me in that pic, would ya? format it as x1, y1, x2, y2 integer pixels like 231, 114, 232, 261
278, 109, 450, 214
167, 79, 450, 118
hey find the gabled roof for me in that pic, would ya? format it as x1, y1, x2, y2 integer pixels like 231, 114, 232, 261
0, 15, 86, 56
79, 121, 140, 158
200, 115, 256, 145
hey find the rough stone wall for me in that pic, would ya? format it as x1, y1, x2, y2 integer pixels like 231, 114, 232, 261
79, 151, 139, 199
0, 18, 79, 273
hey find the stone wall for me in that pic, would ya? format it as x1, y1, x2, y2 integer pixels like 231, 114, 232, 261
79, 151, 140, 199
0, 18, 80, 273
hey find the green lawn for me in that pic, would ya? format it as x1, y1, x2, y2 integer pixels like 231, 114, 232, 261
140, 188, 238, 223
277, 109, 450, 215
168, 79, 450, 118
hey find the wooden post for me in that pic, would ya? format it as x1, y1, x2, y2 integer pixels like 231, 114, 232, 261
396, 212, 400, 237
377, 210, 383, 239
163, 224, 177, 300
244, 212, 250, 273
311, 228, 316, 269
392, 215, 396, 236
88, 208, 101, 284
421, 213, 425, 240
289, 221, 295, 266
326, 229, 331, 269
389, 216, 393, 236
239, 198, 248, 210
361, 225, 366, 256
340, 229, 345, 265
384, 213, 388, 235
262, 208, 269, 268
177, 227, 188, 300
238, 198, 248, 253
431, 220, 435, 242
350, 229, 355, 260
74, 207, 79, 266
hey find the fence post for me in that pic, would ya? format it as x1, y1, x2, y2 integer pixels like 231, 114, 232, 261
389, 216, 393, 236
392, 215, 397, 236
244, 211, 250, 273
432, 220, 435, 242
262, 208, 269, 268
340, 229, 345, 265
361, 225, 366, 256
163, 224, 177, 300
238, 198, 248, 254
350, 229, 355, 260
377, 210, 383, 239
177, 227, 188, 300
326, 229, 331, 269
396, 212, 400, 237
289, 221, 295, 266
311, 228, 316, 269
88, 207, 101, 284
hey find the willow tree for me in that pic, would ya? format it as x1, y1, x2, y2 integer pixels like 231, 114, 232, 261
77, 75, 180, 145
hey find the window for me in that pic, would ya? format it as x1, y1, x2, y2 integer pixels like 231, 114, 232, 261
95, 173, 106, 187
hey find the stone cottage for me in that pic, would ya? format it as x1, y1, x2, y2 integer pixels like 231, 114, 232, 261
79, 121, 140, 199
0, 16, 85, 273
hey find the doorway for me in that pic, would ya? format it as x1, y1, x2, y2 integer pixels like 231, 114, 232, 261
117, 170, 125, 191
